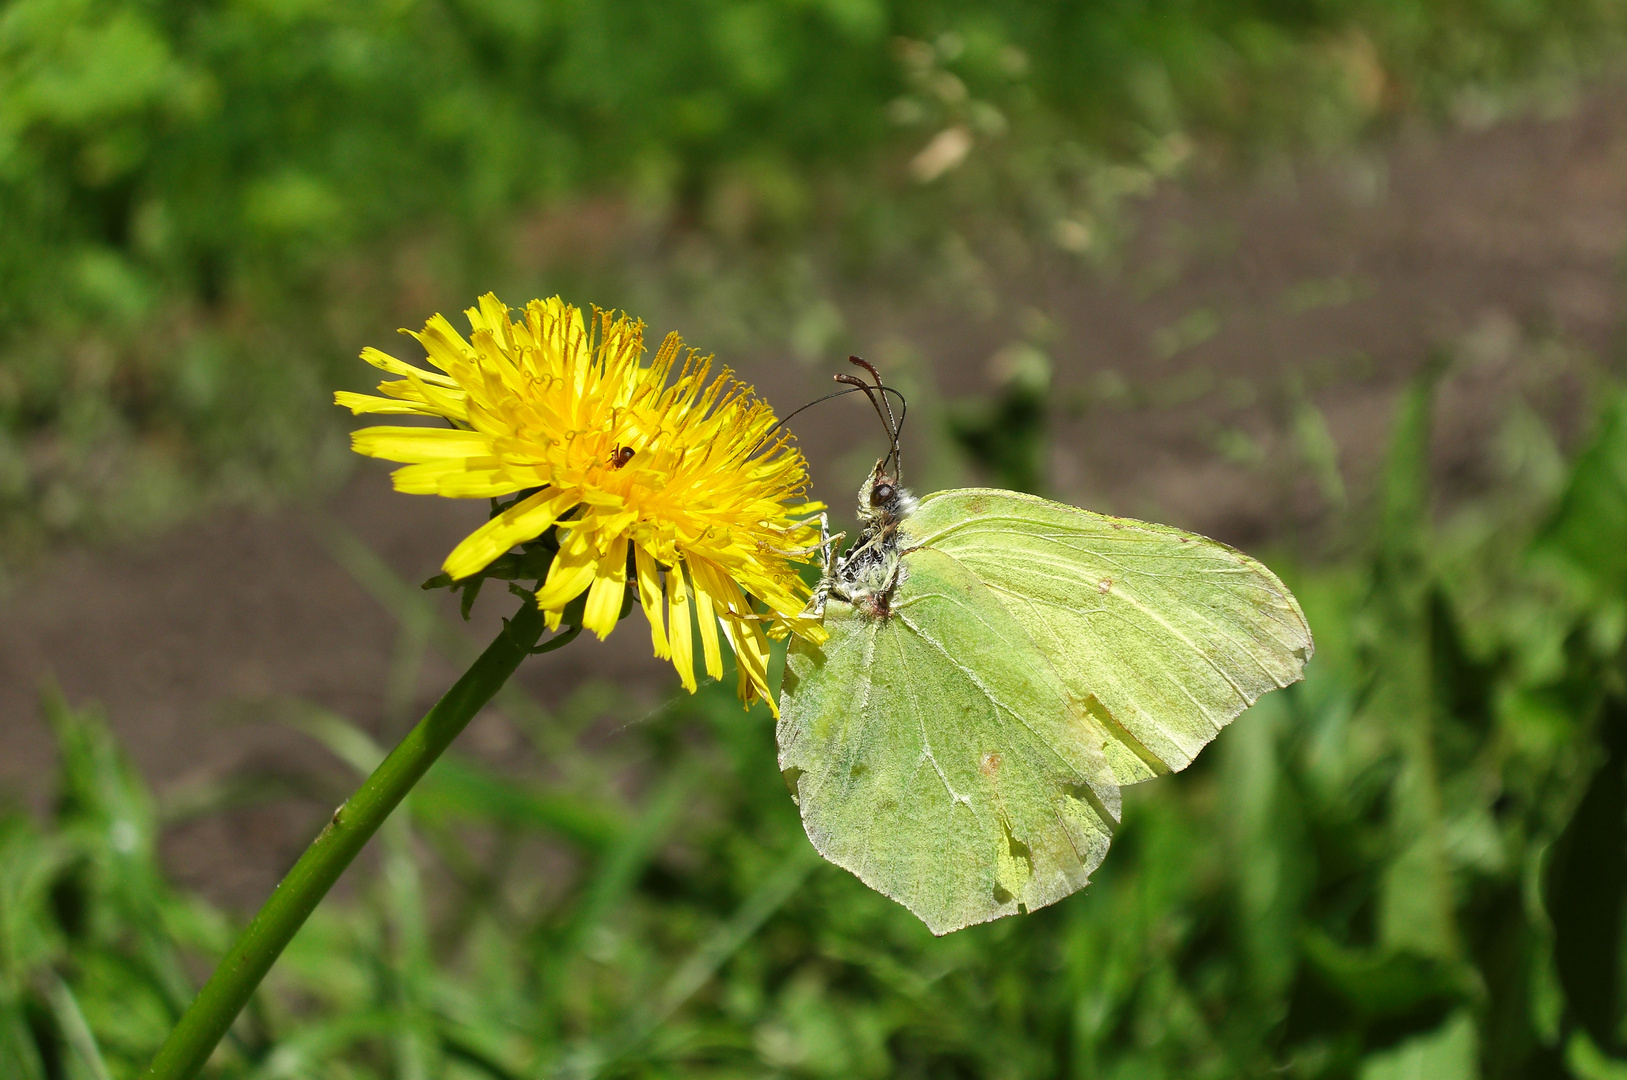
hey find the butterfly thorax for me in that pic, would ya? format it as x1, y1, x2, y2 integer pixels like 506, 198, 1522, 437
822, 464, 917, 619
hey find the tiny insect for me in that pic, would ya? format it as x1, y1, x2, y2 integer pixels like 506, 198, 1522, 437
776, 358, 1313, 934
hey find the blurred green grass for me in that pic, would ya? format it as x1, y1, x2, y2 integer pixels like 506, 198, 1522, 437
2, 0, 1624, 554
6, 370, 1627, 1077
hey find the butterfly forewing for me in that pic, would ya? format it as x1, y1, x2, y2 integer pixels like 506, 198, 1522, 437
904, 489, 1314, 784
779, 547, 1120, 935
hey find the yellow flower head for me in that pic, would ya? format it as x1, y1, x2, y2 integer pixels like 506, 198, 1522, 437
337, 294, 826, 713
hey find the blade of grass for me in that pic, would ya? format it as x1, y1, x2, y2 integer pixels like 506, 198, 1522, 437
553, 764, 699, 959
42, 971, 113, 1080
281, 699, 624, 850
247, 1011, 399, 1080
0, 1005, 47, 1080
383, 809, 438, 1080
415, 756, 623, 852
559, 845, 821, 1079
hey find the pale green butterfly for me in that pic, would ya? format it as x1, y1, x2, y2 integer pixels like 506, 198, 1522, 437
776, 362, 1313, 935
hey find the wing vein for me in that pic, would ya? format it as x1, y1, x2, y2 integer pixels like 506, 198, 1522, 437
895, 606, 1093, 785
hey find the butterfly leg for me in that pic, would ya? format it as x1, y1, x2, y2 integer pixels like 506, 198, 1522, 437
801, 513, 831, 618
813, 513, 841, 566
819, 515, 851, 601
787, 513, 845, 565
876, 554, 905, 605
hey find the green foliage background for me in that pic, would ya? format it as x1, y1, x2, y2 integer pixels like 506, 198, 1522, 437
5, 0, 1627, 1077
2, 0, 1623, 549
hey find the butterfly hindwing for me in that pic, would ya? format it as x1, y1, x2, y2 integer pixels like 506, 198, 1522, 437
904, 489, 1314, 784
779, 547, 1119, 935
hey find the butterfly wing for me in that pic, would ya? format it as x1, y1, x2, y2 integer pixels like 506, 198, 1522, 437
778, 547, 1120, 935
905, 488, 1314, 785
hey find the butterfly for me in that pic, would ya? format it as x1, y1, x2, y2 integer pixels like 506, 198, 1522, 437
776, 360, 1313, 934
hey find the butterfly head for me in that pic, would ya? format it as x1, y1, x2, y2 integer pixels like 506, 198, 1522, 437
857, 460, 917, 527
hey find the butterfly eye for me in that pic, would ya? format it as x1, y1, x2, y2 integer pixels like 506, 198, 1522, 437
871, 482, 894, 506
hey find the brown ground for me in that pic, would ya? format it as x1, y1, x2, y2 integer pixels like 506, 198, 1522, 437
2, 86, 1623, 909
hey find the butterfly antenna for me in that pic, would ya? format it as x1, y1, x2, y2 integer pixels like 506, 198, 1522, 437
847, 356, 898, 437
834, 373, 896, 471
845, 355, 905, 482
754, 384, 874, 454
747, 375, 909, 467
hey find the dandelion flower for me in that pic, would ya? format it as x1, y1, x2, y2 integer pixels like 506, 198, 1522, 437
337, 294, 826, 712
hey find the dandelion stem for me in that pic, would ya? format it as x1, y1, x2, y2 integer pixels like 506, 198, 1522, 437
142, 600, 549, 1080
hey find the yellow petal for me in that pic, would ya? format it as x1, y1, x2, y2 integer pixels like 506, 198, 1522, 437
667, 564, 696, 693
391, 460, 516, 498
691, 559, 774, 711
784, 614, 830, 646
534, 524, 597, 623
470, 293, 512, 343
719, 615, 774, 716
689, 556, 736, 617
690, 567, 723, 681
634, 545, 669, 659
353, 426, 492, 463
361, 346, 458, 386
582, 534, 629, 640
415, 314, 477, 373
392, 368, 470, 419
443, 487, 578, 580
334, 391, 439, 416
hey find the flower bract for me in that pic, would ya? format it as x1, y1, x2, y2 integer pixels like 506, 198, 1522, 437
338, 294, 825, 712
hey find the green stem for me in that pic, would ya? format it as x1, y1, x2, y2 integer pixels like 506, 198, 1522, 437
143, 601, 549, 1080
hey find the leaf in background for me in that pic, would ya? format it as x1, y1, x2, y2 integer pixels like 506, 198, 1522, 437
39, 686, 199, 1017
1300, 930, 1477, 1019
1531, 393, 1627, 602
42, 683, 157, 870
1220, 691, 1311, 1001
0, 812, 66, 993
1545, 698, 1627, 1057
1567, 1030, 1627, 1080
947, 377, 1050, 494
1363, 361, 1459, 960
0, 993, 46, 1080
1358, 1009, 1478, 1080
1292, 396, 1348, 510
